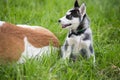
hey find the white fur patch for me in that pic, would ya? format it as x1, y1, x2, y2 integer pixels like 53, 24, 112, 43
17, 24, 40, 29
0, 21, 5, 27
17, 37, 57, 64
66, 11, 71, 15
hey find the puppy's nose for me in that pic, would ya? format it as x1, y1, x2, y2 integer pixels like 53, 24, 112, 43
58, 20, 61, 23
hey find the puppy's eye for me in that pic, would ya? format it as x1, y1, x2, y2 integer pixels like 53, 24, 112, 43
66, 15, 72, 20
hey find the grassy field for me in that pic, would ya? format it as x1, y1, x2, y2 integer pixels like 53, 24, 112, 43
0, 0, 120, 80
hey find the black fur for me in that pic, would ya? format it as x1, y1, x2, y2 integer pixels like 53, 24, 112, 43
66, 8, 80, 20
80, 49, 87, 57
70, 9, 80, 17
83, 33, 91, 40
66, 14, 72, 20
74, 0, 79, 7
70, 53, 77, 62
68, 28, 86, 37
89, 44, 93, 54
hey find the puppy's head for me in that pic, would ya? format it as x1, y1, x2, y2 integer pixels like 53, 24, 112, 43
58, 0, 86, 30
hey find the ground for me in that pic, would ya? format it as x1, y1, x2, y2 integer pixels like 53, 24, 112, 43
0, 0, 120, 80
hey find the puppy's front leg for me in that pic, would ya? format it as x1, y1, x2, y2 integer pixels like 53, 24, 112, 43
61, 41, 72, 59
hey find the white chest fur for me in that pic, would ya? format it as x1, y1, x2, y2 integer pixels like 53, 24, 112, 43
67, 35, 83, 54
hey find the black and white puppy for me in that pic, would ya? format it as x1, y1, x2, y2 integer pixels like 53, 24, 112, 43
58, 0, 95, 62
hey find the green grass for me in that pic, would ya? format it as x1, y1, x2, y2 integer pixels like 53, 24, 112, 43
0, 0, 120, 80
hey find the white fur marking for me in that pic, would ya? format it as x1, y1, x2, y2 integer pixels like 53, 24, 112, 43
66, 11, 71, 15
0, 21, 5, 27
17, 24, 40, 29
18, 37, 57, 63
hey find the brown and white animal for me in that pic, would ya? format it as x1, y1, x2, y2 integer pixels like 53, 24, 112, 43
0, 21, 59, 63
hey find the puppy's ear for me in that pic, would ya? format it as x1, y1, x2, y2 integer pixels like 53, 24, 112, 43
74, 0, 79, 7
79, 3, 86, 16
